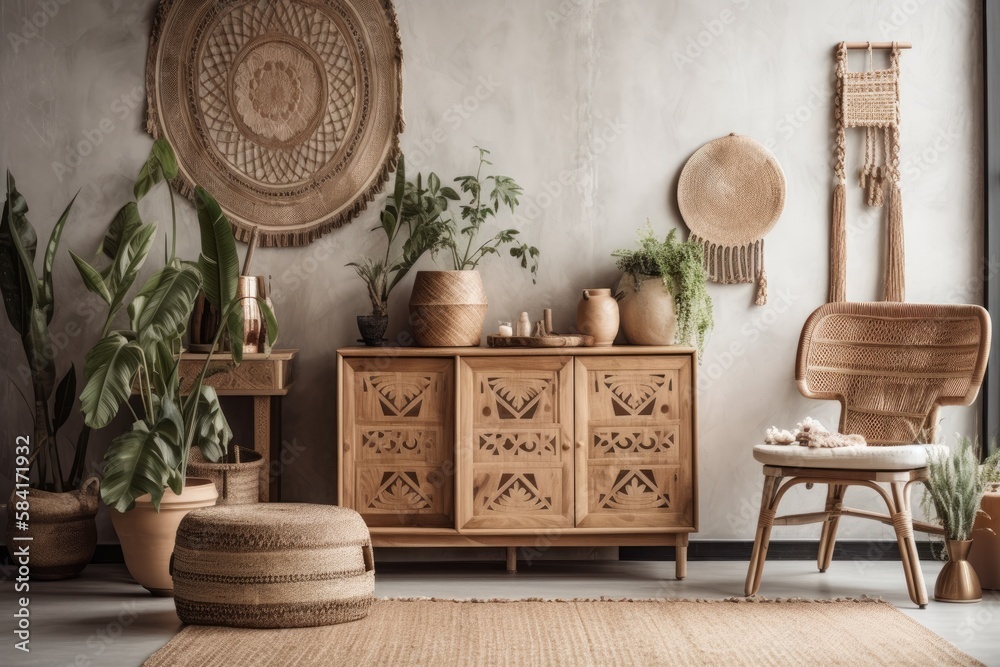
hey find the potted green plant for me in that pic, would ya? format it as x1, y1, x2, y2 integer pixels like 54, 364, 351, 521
921, 437, 999, 603
612, 223, 713, 354
0, 172, 100, 579
408, 146, 539, 347
71, 139, 277, 595
348, 155, 451, 345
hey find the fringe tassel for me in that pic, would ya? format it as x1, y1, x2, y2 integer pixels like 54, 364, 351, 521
755, 269, 767, 306
692, 234, 768, 306
884, 183, 905, 302
829, 183, 847, 302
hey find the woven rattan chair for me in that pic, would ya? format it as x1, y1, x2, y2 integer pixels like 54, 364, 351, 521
744, 302, 991, 608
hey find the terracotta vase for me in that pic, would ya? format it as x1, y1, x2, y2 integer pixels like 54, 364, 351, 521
5, 479, 100, 580
576, 288, 619, 347
186, 446, 263, 506
615, 273, 677, 346
969, 486, 1000, 590
934, 539, 982, 603
110, 478, 218, 596
408, 271, 488, 347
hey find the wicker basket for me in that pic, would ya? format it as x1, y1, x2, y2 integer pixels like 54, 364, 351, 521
408, 270, 488, 347
186, 446, 263, 505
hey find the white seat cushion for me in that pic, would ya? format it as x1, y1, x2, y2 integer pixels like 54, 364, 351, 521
752, 443, 949, 470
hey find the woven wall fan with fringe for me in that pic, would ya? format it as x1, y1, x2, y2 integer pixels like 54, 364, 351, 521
145, 0, 404, 247
678, 133, 786, 306
829, 41, 905, 302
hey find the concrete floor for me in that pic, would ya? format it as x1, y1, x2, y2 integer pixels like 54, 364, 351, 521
2, 559, 998, 666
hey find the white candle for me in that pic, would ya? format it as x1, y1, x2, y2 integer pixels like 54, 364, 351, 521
498, 324, 513, 337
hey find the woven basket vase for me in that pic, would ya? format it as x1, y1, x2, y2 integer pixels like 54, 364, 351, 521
186, 446, 263, 506
409, 271, 488, 347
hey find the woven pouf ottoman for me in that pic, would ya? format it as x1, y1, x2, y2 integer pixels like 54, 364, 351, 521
172, 503, 374, 628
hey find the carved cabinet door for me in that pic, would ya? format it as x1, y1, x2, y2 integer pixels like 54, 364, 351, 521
458, 357, 574, 530
574, 356, 694, 529
342, 358, 454, 527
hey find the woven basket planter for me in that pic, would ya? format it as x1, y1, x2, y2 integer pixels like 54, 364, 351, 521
408, 271, 488, 347
186, 446, 263, 506
172, 503, 375, 628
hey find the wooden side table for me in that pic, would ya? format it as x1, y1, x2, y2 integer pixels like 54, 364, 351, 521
178, 350, 298, 501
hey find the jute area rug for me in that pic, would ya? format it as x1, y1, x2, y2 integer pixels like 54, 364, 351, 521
144, 597, 980, 666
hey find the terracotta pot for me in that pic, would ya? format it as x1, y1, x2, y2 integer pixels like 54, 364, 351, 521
5, 478, 100, 580
110, 478, 218, 596
576, 288, 619, 347
969, 488, 1000, 590
186, 446, 264, 506
934, 539, 982, 603
408, 271, 487, 347
615, 273, 677, 346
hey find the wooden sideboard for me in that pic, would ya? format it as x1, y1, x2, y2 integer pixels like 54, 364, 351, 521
336, 346, 697, 577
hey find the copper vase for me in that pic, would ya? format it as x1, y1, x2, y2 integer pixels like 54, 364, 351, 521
237, 276, 267, 353
934, 539, 983, 603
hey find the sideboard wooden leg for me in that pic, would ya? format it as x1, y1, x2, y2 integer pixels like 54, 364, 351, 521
253, 396, 271, 502
675, 533, 689, 580
506, 547, 517, 573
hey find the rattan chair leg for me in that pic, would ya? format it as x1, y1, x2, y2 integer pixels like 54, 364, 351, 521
745, 473, 781, 596
818, 484, 846, 572
890, 481, 928, 608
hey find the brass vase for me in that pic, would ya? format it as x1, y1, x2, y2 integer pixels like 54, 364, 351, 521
934, 539, 982, 603
237, 276, 270, 353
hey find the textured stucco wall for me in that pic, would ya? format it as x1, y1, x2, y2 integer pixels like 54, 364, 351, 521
0, 0, 983, 546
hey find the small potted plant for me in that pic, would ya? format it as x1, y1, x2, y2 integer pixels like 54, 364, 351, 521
921, 437, 999, 603
1, 172, 100, 580
613, 222, 713, 354
72, 139, 277, 595
348, 155, 451, 345
408, 146, 539, 347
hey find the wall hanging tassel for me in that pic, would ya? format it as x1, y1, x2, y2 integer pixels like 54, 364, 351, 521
830, 182, 847, 302
884, 183, 905, 301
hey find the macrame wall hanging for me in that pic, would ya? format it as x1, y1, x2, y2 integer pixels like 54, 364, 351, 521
678, 133, 786, 306
830, 41, 908, 302
145, 0, 404, 247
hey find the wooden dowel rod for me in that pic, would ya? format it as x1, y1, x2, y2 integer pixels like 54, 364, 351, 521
842, 41, 912, 50
242, 226, 260, 276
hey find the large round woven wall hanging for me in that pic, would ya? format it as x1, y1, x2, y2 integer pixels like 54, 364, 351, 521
145, 0, 404, 247
677, 133, 785, 305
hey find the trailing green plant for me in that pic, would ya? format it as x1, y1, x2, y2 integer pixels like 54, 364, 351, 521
920, 436, 1000, 542
432, 146, 539, 281
348, 155, 453, 316
71, 139, 277, 512
0, 171, 88, 492
613, 222, 714, 354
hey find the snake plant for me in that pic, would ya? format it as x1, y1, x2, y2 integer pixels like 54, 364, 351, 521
72, 139, 277, 512
0, 171, 87, 492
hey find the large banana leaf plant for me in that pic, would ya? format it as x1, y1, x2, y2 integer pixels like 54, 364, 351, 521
0, 171, 88, 492
72, 139, 277, 512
